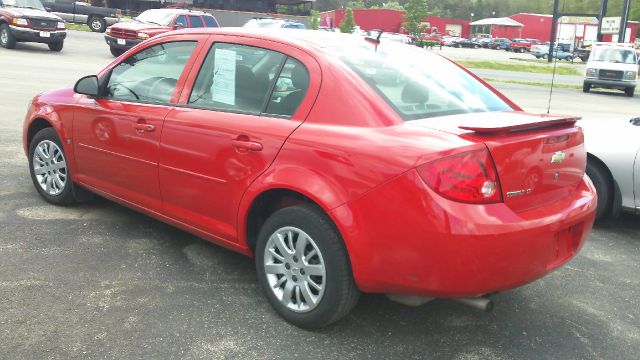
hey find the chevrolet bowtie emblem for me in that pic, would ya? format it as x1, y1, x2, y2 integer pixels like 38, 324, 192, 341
551, 151, 566, 164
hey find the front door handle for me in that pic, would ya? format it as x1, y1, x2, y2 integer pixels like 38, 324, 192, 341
133, 123, 155, 133
231, 136, 263, 152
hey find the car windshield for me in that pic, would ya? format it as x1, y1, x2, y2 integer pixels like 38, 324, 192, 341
591, 48, 637, 64
1, 0, 45, 10
135, 10, 176, 26
325, 38, 512, 120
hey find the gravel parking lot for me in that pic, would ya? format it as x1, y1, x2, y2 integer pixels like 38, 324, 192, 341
1, 31, 639, 359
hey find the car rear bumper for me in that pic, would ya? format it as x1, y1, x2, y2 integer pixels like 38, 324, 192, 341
9, 25, 66, 43
104, 34, 142, 50
584, 78, 636, 89
331, 169, 597, 298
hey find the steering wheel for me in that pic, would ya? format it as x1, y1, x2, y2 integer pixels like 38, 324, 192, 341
110, 83, 140, 100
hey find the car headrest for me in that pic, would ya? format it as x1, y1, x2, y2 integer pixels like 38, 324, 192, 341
291, 65, 309, 90
401, 81, 429, 104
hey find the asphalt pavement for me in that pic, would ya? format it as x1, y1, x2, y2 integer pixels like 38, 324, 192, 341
1, 30, 639, 359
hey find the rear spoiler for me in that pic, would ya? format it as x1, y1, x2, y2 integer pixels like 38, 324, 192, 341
459, 114, 580, 135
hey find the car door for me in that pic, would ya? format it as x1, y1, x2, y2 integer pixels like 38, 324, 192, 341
159, 36, 321, 243
73, 37, 205, 210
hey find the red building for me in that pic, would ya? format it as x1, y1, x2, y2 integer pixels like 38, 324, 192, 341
319, 9, 470, 37
506, 13, 637, 44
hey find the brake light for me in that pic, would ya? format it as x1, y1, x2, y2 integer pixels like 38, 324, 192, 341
417, 148, 502, 204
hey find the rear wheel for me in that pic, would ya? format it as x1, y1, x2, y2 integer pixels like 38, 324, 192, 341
255, 205, 359, 329
28, 128, 76, 205
586, 159, 612, 221
109, 46, 124, 57
496, 45, 502, 50
625, 87, 635, 97
0, 23, 16, 49
48, 41, 63, 52
542, 54, 549, 60
583, 82, 591, 93
88, 16, 106, 33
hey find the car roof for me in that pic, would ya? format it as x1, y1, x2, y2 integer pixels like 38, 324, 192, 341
142, 8, 211, 16
158, 27, 365, 52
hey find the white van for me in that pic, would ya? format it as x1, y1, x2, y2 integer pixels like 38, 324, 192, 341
583, 42, 638, 97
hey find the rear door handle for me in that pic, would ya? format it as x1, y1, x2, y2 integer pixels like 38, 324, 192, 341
133, 123, 155, 132
231, 138, 263, 152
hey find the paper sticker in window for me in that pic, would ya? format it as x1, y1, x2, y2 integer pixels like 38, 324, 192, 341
211, 48, 236, 105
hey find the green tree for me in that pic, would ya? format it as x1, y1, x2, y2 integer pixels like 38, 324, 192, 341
382, 1, 405, 11
310, 10, 320, 30
403, 0, 430, 36
339, 8, 357, 33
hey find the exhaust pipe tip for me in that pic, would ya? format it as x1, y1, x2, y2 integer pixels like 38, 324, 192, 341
453, 297, 494, 312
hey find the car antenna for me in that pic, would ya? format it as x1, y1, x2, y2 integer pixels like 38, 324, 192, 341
547, 0, 566, 114
365, 29, 383, 51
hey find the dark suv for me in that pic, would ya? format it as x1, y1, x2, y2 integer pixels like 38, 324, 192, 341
0, 0, 66, 51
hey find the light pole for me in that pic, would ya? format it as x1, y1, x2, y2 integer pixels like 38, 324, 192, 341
470, 13, 474, 37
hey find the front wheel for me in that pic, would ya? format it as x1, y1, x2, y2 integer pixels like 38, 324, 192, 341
109, 46, 124, 57
88, 16, 106, 33
255, 205, 360, 329
48, 41, 63, 52
0, 23, 16, 49
583, 83, 591, 93
28, 127, 76, 205
625, 87, 635, 97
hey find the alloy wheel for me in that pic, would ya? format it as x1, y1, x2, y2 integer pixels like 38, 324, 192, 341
32, 140, 67, 196
0, 29, 7, 45
263, 226, 326, 313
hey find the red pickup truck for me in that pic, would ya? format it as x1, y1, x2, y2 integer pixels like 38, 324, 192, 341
510, 38, 543, 53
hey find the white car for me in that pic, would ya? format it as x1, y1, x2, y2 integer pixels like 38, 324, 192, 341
580, 117, 640, 220
583, 42, 638, 97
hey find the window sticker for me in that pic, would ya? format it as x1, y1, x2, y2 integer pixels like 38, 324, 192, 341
210, 48, 236, 105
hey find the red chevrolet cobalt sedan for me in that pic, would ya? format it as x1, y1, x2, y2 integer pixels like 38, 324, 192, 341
23, 29, 596, 328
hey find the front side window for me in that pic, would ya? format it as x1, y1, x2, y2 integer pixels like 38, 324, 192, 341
188, 15, 204, 28
104, 41, 197, 104
325, 38, 512, 120
189, 43, 286, 114
174, 15, 188, 28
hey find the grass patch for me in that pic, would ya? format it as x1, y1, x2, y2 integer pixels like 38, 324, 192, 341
482, 77, 582, 89
458, 60, 581, 76
66, 23, 91, 32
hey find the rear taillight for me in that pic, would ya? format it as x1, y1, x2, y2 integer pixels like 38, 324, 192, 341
417, 148, 502, 204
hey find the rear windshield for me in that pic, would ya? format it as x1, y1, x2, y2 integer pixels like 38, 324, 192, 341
591, 47, 637, 64
325, 38, 512, 120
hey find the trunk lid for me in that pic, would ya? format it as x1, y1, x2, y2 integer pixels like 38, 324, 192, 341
409, 111, 586, 212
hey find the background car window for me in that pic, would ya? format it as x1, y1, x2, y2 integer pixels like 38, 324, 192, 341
265, 58, 309, 117
189, 43, 286, 114
203, 15, 219, 28
188, 15, 204, 28
175, 15, 188, 28
104, 41, 197, 104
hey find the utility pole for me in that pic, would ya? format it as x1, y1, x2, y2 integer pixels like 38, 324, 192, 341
618, 0, 631, 42
548, 0, 560, 63
597, 0, 609, 42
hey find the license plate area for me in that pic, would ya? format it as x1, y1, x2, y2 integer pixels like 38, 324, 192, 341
39, 31, 50, 38
547, 222, 584, 269
117, 38, 126, 45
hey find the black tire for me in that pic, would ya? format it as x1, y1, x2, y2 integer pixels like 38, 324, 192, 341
586, 159, 612, 221
0, 23, 17, 49
542, 54, 549, 60
565, 55, 573, 61
474, 44, 479, 49
109, 46, 124, 57
48, 41, 63, 52
88, 16, 106, 33
255, 204, 359, 329
496, 45, 501, 50
28, 127, 76, 205
625, 87, 635, 97
583, 83, 591, 93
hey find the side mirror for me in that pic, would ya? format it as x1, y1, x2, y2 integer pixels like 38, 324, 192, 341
45, 7, 52, 11
74, 75, 99, 97
173, 23, 185, 30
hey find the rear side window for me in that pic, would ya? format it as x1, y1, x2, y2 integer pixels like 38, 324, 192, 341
104, 41, 197, 104
188, 15, 204, 28
203, 15, 219, 28
265, 58, 309, 117
189, 43, 286, 115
